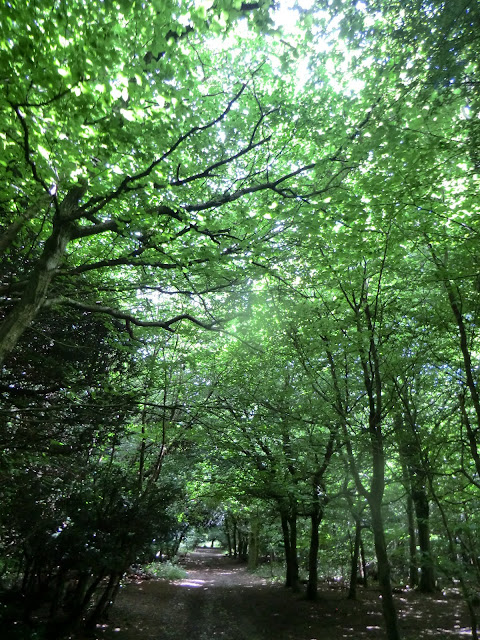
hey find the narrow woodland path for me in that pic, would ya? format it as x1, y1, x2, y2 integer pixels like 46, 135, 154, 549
95, 549, 472, 640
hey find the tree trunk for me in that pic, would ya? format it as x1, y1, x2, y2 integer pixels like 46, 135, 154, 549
281, 511, 292, 586
0, 186, 85, 367
399, 446, 418, 587
225, 516, 233, 557
248, 515, 260, 570
329, 297, 400, 638
405, 483, 418, 587
86, 572, 122, 628
237, 531, 248, 561
427, 473, 479, 640
306, 504, 321, 600
280, 510, 299, 591
360, 537, 368, 587
0, 222, 73, 365
413, 488, 435, 592
232, 519, 238, 559
429, 245, 480, 480
288, 513, 299, 591
348, 517, 362, 600
370, 501, 401, 640
396, 410, 431, 591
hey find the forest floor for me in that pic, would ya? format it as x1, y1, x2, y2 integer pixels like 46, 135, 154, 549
91, 549, 473, 640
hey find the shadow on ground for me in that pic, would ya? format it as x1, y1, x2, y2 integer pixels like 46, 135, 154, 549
93, 549, 472, 640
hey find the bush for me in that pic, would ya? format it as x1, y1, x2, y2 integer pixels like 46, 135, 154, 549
143, 561, 187, 581
251, 562, 285, 583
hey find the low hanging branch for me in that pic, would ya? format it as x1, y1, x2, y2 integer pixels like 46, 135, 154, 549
47, 297, 224, 333
0, 72, 379, 367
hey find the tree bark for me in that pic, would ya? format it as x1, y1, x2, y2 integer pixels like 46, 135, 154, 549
348, 517, 362, 599
396, 404, 434, 591
0, 195, 49, 256
413, 488, 435, 592
248, 515, 260, 570
224, 516, 233, 557
86, 572, 122, 628
363, 302, 401, 640
428, 243, 480, 475
0, 221, 73, 365
360, 538, 368, 587
406, 490, 418, 588
306, 504, 321, 600
398, 433, 419, 588
0, 186, 85, 367
369, 501, 401, 640
324, 287, 400, 638
232, 518, 238, 558
280, 510, 299, 591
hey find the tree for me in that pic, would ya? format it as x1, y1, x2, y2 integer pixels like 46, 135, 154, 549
0, 0, 355, 368
4, 1, 480, 639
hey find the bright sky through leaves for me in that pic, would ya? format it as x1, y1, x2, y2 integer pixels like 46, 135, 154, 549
1, 2, 480, 639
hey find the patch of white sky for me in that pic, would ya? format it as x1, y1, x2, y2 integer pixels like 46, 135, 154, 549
272, 0, 323, 91
271, 0, 370, 97
208, 0, 369, 145
197, 0, 370, 100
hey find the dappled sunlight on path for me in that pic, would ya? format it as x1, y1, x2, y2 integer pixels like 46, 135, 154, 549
94, 549, 473, 640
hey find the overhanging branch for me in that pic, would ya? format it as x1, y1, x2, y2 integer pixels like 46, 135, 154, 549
46, 297, 223, 333
184, 162, 316, 212
80, 83, 249, 219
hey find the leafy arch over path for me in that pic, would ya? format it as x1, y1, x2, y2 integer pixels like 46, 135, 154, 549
2, 0, 356, 365
2, 1, 480, 640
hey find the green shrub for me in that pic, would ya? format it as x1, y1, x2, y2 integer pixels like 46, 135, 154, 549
144, 561, 187, 581
251, 562, 285, 583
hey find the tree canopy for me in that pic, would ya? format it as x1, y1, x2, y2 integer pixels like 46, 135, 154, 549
1, 1, 480, 639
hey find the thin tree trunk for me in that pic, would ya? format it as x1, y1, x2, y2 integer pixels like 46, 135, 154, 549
396, 401, 433, 591
413, 488, 435, 592
322, 288, 400, 638
281, 511, 292, 587
86, 572, 122, 628
307, 505, 321, 600
348, 518, 362, 600
427, 472, 478, 640
428, 243, 480, 478
233, 519, 238, 558
225, 516, 233, 557
406, 490, 418, 588
360, 538, 368, 587
288, 513, 300, 592
248, 515, 260, 570
398, 439, 418, 587
370, 501, 401, 640
280, 510, 299, 591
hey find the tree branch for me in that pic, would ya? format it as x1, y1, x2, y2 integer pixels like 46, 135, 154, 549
0, 194, 51, 256
59, 254, 209, 276
17, 87, 74, 109
46, 297, 223, 333
168, 134, 273, 187
81, 83, 249, 219
184, 162, 316, 212
9, 102, 51, 194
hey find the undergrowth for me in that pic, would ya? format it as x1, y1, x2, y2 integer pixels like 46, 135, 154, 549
143, 561, 187, 581
251, 562, 285, 583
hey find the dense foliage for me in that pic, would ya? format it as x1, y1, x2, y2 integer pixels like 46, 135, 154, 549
1, 1, 480, 639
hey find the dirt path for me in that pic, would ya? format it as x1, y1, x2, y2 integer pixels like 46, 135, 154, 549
95, 549, 472, 640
